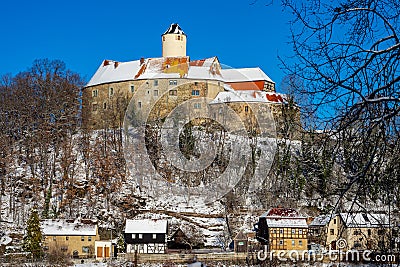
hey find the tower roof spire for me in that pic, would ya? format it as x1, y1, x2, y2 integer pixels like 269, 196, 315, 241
163, 23, 186, 36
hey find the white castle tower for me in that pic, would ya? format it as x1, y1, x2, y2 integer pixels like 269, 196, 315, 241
162, 23, 187, 57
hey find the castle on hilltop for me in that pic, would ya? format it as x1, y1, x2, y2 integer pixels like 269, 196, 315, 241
83, 23, 298, 136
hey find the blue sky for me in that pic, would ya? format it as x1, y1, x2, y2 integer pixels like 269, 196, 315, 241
0, 0, 293, 90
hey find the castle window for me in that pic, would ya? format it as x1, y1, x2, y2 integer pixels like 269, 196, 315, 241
92, 89, 98, 97
132, 234, 136, 239
81, 236, 85, 242
169, 89, 177, 96
334, 219, 337, 224
330, 229, 334, 235
169, 80, 177, 86
130, 85, 135, 93
154, 80, 158, 86
88, 236, 92, 241
138, 234, 143, 239
163, 36, 165, 41
109, 87, 114, 97
279, 240, 283, 245
244, 106, 249, 112
138, 102, 142, 109
192, 90, 200, 96
178, 35, 180, 41
92, 103, 98, 112
299, 229, 303, 235
279, 229, 283, 234
103, 103, 107, 110
154, 90, 159, 97
152, 234, 157, 239
292, 240, 295, 246
299, 240, 303, 246
194, 103, 201, 109
368, 229, 371, 236
66, 236, 69, 241
194, 82, 198, 86
292, 229, 295, 234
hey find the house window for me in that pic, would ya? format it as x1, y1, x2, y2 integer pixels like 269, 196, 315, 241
279, 240, 284, 245
334, 219, 337, 224
279, 229, 283, 234
178, 35, 180, 41
368, 229, 371, 236
194, 82, 198, 86
88, 236, 92, 242
292, 240, 295, 246
194, 103, 201, 109
131, 85, 135, 93
109, 87, 114, 97
169, 80, 177, 86
330, 229, 334, 235
138, 102, 142, 109
292, 229, 296, 234
92, 103, 98, 112
132, 234, 136, 239
81, 236, 85, 242
154, 90, 159, 97
103, 102, 107, 110
244, 106, 249, 112
66, 236, 69, 241
169, 89, 177, 96
153, 234, 157, 239
273, 230, 277, 234
192, 90, 200, 96
82, 246, 90, 253
299, 240, 303, 246
138, 234, 143, 239
299, 229, 303, 235
154, 80, 158, 86
92, 89, 98, 97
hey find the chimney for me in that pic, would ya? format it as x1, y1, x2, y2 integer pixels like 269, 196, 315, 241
114, 61, 119, 68
140, 57, 145, 65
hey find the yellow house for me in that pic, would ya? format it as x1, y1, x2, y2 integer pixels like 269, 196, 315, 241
42, 219, 100, 258
255, 208, 308, 252
309, 213, 390, 251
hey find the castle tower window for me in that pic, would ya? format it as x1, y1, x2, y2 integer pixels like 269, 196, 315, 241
92, 103, 98, 112
154, 90, 159, 97
103, 102, 107, 110
130, 85, 135, 93
92, 89, 98, 97
169, 80, 177, 86
192, 90, 200, 96
244, 106, 249, 112
138, 101, 142, 109
154, 80, 158, 86
109, 87, 114, 97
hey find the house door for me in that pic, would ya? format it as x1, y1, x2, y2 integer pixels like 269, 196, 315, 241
331, 241, 336, 250
104, 247, 110, 258
97, 247, 103, 258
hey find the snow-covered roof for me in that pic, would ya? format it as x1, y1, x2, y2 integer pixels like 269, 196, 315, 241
86, 58, 274, 87
221, 68, 273, 83
260, 208, 308, 228
86, 60, 142, 87
163, 23, 186, 35
209, 90, 286, 104
340, 213, 389, 228
309, 214, 334, 227
266, 218, 308, 228
41, 219, 97, 236
125, 219, 167, 234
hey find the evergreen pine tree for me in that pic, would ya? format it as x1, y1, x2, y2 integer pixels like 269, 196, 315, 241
117, 233, 126, 253
23, 208, 43, 259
